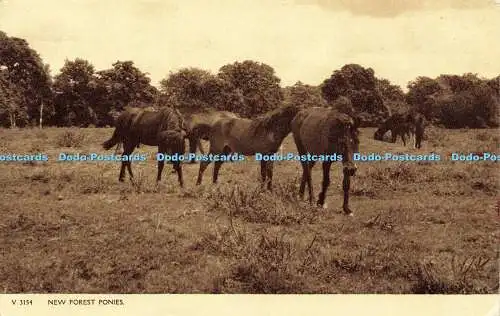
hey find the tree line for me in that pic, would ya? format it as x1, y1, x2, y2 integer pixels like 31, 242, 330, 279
1, 31, 498, 129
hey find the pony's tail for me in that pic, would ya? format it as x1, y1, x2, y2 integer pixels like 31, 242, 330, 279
102, 129, 120, 150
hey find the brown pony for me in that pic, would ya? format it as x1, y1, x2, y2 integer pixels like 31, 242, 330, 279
374, 111, 426, 148
291, 107, 359, 216
181, 109, 240, 163
102, 106, 186, 187
196, 104, 300, 189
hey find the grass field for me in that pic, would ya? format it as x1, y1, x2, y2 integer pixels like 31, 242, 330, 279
0, 126, 498, 293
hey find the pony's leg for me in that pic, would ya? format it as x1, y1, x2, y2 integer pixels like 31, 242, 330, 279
342, 169, 353, 215
415, 131, 422, 149
196, 160, 211, 185
119, 159, 127, 182
260, 160, 267, 188
121, 142, 136, 182
212, 146, 231, 184
157, 139, 166, 182
114, 142, 122, 155
198, 139, 205, 155
401, 133, 406, 146
415, 137, 421, 149
391, 130, 397, 143
173, 161, 184, 187
306, 162, 315, 204
299, 161, 307, 199
212, 161, 223, 184
266, 161, 274, 191
188, 136, 198, 164
157, 158, 164, 183
317, 161, 332, 208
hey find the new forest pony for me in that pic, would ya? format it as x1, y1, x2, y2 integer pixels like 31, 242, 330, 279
182, 109, 240, 162
102, 106, 186, 187
196, 105, 300, 190
374, 111, 426, 148
291, 107, 360, 215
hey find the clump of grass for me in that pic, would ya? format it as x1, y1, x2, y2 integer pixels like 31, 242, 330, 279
191, 224, 248, 257
34, 130, 48, 140
26, 169, 50, 183
366, 163, 419, 186
410, 256, 493, 294
272, 177, 301, 203
131, 171, 167, 194
230, 233, 304, 293
192, 221, 324, 293
426, 127, 450, 147
8, 213, 36, 230
388, 163, 418, 182
79, 173, 108, 194
29, 143, 44, 153
206, 184, 319, 225
475, 131, 498, 142
364, 213, 396, 233
56, 129, 86, 148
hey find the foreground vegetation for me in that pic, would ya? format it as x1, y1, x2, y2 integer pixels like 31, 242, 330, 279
0, 127, 498, 293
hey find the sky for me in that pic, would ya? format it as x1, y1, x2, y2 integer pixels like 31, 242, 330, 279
0, 0, 499, 90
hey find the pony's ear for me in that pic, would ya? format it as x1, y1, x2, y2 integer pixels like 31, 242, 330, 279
352, 115, 361, 129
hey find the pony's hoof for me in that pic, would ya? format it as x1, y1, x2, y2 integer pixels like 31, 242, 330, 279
344, 212, 354, 217
322, 203, 328, 209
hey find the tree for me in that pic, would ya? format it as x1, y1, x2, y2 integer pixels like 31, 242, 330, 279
284, 81, 327, 108
52, 58, 98, 126
406, 76, 442, 119
159, 67, 214, 111
0, 31, 53, 126
409, 74, 499, 128
217, 60, 283, 117
321, 64, 388, 126
93, 61, 158, 126
0, 67, 26, 127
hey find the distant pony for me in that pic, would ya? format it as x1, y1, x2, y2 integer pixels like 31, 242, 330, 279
374, 111, 426, 148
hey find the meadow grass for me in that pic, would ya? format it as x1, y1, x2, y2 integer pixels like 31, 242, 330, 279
0, 127, 498, 293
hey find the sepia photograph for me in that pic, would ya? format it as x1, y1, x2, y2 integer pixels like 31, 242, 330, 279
0, 0, 498, 311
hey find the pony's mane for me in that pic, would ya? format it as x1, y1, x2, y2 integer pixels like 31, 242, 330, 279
157, 106, 186, 132
250, 105, 298, 133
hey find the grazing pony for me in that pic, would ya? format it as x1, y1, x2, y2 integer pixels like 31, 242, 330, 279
196, 104, 300, 190
374, 111, 426, 148
102, 106, 186, 187
291, 107, 359, 215
181, 109, 240, 163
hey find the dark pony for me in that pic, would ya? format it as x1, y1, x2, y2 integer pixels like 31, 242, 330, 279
291, 107, 359, 216
196, 104, 300, 189
374, 110, 426, 148
102, 106, 186, 187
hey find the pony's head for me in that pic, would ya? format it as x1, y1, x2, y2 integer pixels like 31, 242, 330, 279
338, 116, 360, 177
373, 125, 386, 141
